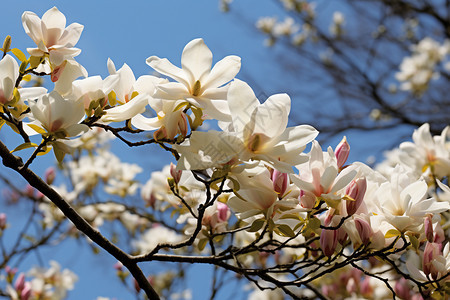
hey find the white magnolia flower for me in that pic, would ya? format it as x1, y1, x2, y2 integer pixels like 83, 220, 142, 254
0, 54, 19, 105
101, 59, 167, 123
22, 7, 83, 66
374, 166, 449, 232
399, 123, 450, 179
27, 91, 88, 138
146, 38, 241, 121
176, 79, 318, 172
133, 226, 182, 254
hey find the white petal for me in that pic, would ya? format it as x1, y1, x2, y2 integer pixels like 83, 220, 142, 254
146, 56, 190, 89
101, 94, 149, 123
181, 38, 212, 85
130, 114, 161, 131
251, 93, 290, 139
227, 79, 259, 133
58, 22, 83, 47
202, 55, 241, 90
22, 11, 43, 45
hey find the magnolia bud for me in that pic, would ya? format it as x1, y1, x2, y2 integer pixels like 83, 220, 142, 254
272, 170, 288, 198
394, 278, 411, 300
320, 229, 338, 257
354, 217, 372, 245
2, 35, 11, 53
45, 167, 56, 185
0, 213, 6, 230
14, 273, 25, 292
169, 163, 182, 184
336, 227, 348, 245
178, 112, 188, 137
422, 242, 442, 280
299, 190, 316, 209
217, 202, 229, 222
345, 177, 366, 215
134, 279, 141, 293
21, 282, 31, 300
153, 126, 168, 141
335, 136, 350, 169
424, 214, 433, 243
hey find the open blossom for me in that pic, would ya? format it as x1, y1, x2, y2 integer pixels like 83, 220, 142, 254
28, 91, 88, 138
176, 79, 318, 172
399, 123, 450, 179
290, 140, 357, 210
22, 7, 83, 66
0, 55, 19, 105
146, 38, 241, 120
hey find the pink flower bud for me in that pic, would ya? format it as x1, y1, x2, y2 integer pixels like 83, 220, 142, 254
360, 277, 372, 296
320, 229, 338, 257
169, 163, 182, 184
45, 167, 56, 185
113, 261, 123, 271
394, 278, 411, 300
14, 273, 25, 292
424, 215, 433, 243
272, 170, 288, 198
335, 136, 350, 169
354, 217, 372, 245
134, 279, 141, 293
299, 190, 316, 209
345, 177, 366, 216
0, 213, 6, 230
422, 242, 442, 280
178, 112, 188, 137
21, 282, 31, 300
336, 227, 348, 245
216, 202, 229, 223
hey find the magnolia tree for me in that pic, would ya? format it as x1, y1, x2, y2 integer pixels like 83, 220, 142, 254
221, 0, 450, 147
0, 6, 448, 300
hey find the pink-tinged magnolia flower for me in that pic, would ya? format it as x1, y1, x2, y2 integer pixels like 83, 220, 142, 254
424, 214, 433, 243
146, 38, 241, 121
354, 217, 372, 245
0, 213, 6, 230
335, 136, 350, 169
28, 91, 88, 138
169, 163, 182, 184
423, 242, 443, 280
345, 177, 367, 215
320, 228, 337, 257
272, 170, 288, 198
290, 140, 357, 210
22, 7, 83, 65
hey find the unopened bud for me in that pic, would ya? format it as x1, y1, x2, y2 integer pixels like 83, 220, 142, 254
434, 223, 445, 243
14, 273, 25, 292
217, 202, 229, 222
178, 112, 188, 137
2, 36, 11, 53
272, 170, 288, 198
394, 278, 411, 300
169, 163, 182, 184
299, 190, 316, 209
21, 283, 31, 300
320, 229, 337, 257
354, 217, 372, 245
336, 227, 348, 245
134, 279, 141, 293
335, 136, 350, 169
345, 177, 366, 215
424, 214, 433, 243
45, 167, 56, 185
0, 213, 6, 230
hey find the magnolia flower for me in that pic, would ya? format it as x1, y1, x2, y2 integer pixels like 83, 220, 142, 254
0, 55, 19, 105
176, 79, 318, 172
22, 7, 83, 66
71, 75, 118, 110
28, 91, 88, 138
101, 59, 167, 123
399, 123, 450, 179
290, 140, 357, 210
374, 166, 449, 232
146, 38, 241, 120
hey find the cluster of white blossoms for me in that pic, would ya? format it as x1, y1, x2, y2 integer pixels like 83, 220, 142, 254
6, 261, 77, 300
0, 6, 449, 299
396, 37, 450, 94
